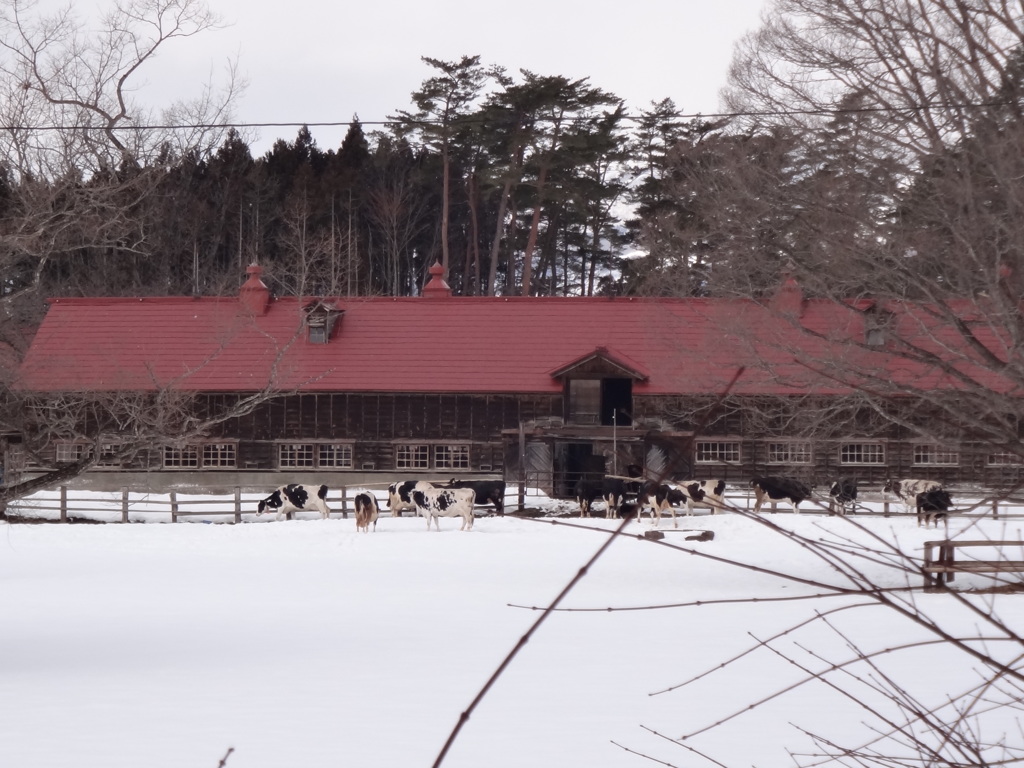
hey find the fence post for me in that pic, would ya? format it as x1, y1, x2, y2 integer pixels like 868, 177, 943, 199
234, 487, 242, 523
121, 487, 129, 523
993, 498, 999, 519
341, 486, 348, 519
170, 491, 178, 523
60, 485, 67, 523
882, 500, 891, 517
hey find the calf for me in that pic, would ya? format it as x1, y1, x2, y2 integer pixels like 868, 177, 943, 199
411, 485, 476, 531
829, 478, 858, 515
387, 480, 425, 517
915, 488, 952, 528
883, 478, 943, 513
443, 478, 506, 515
354, 492, 380, 533
257, 483, 330, 521
575, 477, 627, 518
751, 476, 812, 513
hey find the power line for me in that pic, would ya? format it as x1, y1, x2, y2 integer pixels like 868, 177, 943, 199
0, 99, 1015, 133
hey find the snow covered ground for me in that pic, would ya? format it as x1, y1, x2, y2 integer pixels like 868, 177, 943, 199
2, 488, 1023, 768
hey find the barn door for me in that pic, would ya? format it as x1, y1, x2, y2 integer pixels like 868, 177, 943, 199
524, 441, 553, 496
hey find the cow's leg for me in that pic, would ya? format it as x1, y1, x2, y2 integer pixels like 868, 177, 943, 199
670, 502, 678, 529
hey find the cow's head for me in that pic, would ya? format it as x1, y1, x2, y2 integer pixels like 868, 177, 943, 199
257, 490, 282, 516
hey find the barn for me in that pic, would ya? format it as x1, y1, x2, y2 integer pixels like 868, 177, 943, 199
9, 263, 1023, 497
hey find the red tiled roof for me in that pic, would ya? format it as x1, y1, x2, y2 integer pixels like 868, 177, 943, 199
14, 289, 1019, 397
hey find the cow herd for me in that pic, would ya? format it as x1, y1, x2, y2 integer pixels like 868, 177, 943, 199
254, 474, 956, 531
573, 474, 955, 528
254, 478, 507, 532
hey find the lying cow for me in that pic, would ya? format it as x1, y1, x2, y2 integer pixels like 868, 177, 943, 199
883, 478, 943, 513
916, 488, 953, 528
829, 478, 858, 515
387, 480, 424, 517
257, 483, 330, 521
354, 492, 380, 533
412, 485, 476, 531
443, 478, 506, 515
751, 476, 812, 513
575, 477, 628, 518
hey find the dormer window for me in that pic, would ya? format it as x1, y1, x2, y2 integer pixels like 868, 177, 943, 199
863, 304, 891, 347
302, 300, 344, 344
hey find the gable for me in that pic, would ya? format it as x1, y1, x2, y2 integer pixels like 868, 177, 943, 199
548, 346, 649, 381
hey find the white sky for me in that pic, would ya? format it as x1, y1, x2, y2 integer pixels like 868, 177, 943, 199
139, 0, 769, 155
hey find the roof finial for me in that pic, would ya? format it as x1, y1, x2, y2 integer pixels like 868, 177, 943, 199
240, 263, 271, 316
422, 261, 453, 299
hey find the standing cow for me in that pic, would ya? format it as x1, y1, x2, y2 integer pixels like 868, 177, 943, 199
751, 476, 812, 513
443, 478, 506, 515
575, 477, 628, 518
257, 484, 331, 521
354, 492, 380, 533
387, 480, 427, 517
829, 478, 858, 515
411, 485, 476, 531
915, 488, 953, 528
883, 478, 943, 513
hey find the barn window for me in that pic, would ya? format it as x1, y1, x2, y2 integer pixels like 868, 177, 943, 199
567, 379, 601, 424
695, 440, 741, 464
318, 443, 353, 468
162, 442, 237, 469
55, 442, 90, 464
278, 442, 352, 469
766, 441, 812, 465
913, 444, 958, 466
53, 442, 121, 468
839, 442, 885, 465
435, 444, 470, 470
396, 444, 430, 470
164, 445, 199, 468
202, 443, 237, 468
988, 451, 1023, 466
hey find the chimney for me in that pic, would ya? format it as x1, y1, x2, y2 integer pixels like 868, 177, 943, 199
239, 263, 271, 316
421, 261, 453, 299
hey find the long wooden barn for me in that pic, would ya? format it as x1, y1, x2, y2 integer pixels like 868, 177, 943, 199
10, 264, 1023, 495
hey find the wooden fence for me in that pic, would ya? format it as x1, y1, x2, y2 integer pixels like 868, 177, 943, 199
7, 486, 374, 523
5, 485, 1024, 524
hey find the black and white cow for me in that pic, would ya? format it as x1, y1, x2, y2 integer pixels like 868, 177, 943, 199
256, 483, 330, 521
675, 479, 727, 516
387, 480, 425, 517
751, 476, 812, 513
640, 479, 727, 527
637, 481, 678, 526
411, 485, 476, 531
829, 478, 858, 514
443, 478, 506, 515
575, 477, 628, 518
883, 478, 944, 513
915, 488, 953, 528
354, 492, 380, 533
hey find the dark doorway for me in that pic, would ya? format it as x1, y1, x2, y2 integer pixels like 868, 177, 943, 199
601, 378, 633, 426
556, 442, 606, 497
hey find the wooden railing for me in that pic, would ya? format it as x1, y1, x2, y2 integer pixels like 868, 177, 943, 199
6, 486, 379, 523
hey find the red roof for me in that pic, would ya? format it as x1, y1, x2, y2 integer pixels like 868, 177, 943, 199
14, 282, 1020, 397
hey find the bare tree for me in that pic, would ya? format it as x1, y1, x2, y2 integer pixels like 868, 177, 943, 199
0, 0, 247, 501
